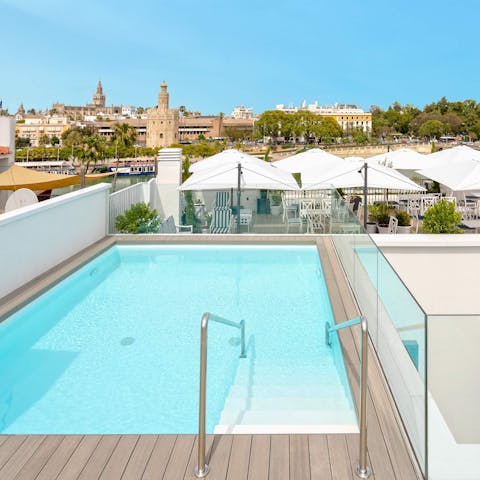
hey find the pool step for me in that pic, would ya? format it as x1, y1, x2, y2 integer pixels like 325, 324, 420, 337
226, 384, 346, 398
218, 408, 358, 426
215, 358, 357, 434
221, 395, 351, 411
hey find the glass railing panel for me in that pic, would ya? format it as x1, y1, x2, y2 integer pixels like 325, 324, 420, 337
329, 190, 427, 475
427, 314, 480, 480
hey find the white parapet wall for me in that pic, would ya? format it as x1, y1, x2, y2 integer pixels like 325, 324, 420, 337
0, 183, 111, 300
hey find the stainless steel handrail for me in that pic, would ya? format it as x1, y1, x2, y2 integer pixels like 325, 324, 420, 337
326, 316, 371, 479
194, 312, 246, 478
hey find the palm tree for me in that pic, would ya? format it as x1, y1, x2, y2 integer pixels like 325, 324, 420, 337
110, 123, 137, 189
77, 134, 106, 188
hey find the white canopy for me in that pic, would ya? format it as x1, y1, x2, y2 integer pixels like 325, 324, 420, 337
180, 161, 300, 191
189, 149, 267, 174
368, 148, 431, 169
417, 159, 480, 191
344, 156, 365, 162
273, 148, 344, 173
426, 145, 480, 164
302, 161, 425, 191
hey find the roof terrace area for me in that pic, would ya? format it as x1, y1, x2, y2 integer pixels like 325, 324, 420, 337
0, 180, 478, 479
0, 236, 419, 480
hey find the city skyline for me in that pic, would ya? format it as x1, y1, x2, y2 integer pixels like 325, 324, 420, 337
1, 0, 479, 114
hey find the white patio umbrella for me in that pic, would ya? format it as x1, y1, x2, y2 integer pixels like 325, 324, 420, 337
301, 161, 424, 191
368, 148, 431, 170
273, 148, 345, 173
344, 156, 365, 162
180, 160, 299, 232
189, 149, 267, 174
426, 145, 480, 164
417, 159, 480, 191
302, 161, 425, 228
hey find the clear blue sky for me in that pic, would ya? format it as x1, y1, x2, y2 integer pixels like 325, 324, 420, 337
1, 0, 479, 115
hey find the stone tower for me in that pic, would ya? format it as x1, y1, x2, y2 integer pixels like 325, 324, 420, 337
93, 81, 106, 108
146, 81, 179, 148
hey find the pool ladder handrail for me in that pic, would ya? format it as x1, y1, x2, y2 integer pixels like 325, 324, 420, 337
326, 316, 371, 479
194, 312, 246, 478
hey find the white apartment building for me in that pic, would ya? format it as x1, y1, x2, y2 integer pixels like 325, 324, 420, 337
231, 105, 255, 119
276, 101, 372, 133
16, 116, 72, 146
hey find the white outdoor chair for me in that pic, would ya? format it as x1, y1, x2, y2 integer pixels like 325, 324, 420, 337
388, 216, 398, 234
306, 212, 326, 234
285, 206, 303, 233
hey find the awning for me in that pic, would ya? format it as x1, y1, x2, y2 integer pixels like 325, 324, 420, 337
0, 164, 113, 191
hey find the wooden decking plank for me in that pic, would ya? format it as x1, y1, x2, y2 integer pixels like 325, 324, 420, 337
57, 435, 102, 480
162, 434, 195, 480
36, 435, 83, 480
14, 435, 64, 480
308, 435, 332, 480
226, 435, 251, 480
345, 434, 375, 480
247, 435, 270, 480
326, 435, 353, 480
320, 238, 418, 479
290, 435, 310, 480
76, 435, 120, 480
121, 435, 157, 480
320, 239, 397, 479
268, 435, 289, 480
0, 436, 27, 470
0, 435, 45, 480
100, 435, 139, 479
206, 434, 233, 480
183, 434, 214, 480
141, 435, 176, 480
0, 436, 9, 448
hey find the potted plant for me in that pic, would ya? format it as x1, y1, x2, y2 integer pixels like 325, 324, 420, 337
395, 211, 412, 234
270, 192, 282, 216
422, 200, 462, 233
366, 204, 380, 233
374, 202, 391, 233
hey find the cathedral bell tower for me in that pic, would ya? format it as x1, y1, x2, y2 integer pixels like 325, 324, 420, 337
93, 81, 106, 108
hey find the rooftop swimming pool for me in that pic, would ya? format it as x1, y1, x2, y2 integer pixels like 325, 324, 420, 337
0, 245, 356, 434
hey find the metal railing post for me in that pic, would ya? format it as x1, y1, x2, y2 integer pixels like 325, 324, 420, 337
356, 316, 371, 478
194, 313, 209, 478
194, 313, 246, 477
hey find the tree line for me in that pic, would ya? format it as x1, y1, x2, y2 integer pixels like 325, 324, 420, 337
372, 97, 480, 140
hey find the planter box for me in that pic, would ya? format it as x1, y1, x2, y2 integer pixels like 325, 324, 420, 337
397, 225, 411, 234
270, 205, 282, 216
377, 225, 390, 234
366, 223, 377, 234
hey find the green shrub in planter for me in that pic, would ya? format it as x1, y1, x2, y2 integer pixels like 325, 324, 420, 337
115, 202, 160, 234
368, 202, 391, 225
395, 210, 411, 226
422, 200, 462, 234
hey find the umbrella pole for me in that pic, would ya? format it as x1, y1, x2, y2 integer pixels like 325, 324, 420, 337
363, 162, 368, 229
237, 163, 241, 233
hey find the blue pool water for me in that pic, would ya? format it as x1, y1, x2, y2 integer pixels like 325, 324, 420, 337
0, 245, 355, 433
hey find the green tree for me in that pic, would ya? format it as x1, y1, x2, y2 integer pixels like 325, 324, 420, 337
50, 136, 60, 146
115, 202, 160, 233
15, 136, 31, 149
38, 134, 50, 146
314, 117, 344, 143
418, 120, 445, 139
422, 200, 462, 233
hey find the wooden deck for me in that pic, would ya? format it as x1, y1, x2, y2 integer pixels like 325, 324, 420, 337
0, 236, 422, 479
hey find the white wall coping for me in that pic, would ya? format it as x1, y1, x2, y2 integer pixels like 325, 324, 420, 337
372, 234, 480, 248
0, 183, 111, 227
